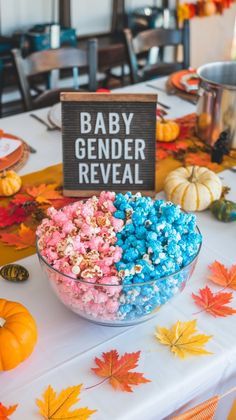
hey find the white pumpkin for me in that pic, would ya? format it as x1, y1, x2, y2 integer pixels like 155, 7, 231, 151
164, 166, 222, 211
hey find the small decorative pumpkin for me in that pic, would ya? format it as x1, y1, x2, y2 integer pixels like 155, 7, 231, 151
156, 118, 180, 142
164, 166, 222, 211
197, 112, 212, 130
210, 187, 236, 222
0, 170, 22, 196
203, 1, 217, 16
0, 299, 37, 371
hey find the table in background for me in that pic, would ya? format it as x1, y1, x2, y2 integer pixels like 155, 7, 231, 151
0, 78, 236, 420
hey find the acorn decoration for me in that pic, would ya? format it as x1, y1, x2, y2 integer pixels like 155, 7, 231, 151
210, 187, 236, 222
0, 264, 29, 282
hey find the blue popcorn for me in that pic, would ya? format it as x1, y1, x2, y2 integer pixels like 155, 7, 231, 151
113, 210, 126, 220
113, 193, 202, 321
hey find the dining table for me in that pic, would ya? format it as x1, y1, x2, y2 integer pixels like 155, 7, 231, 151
0, 77, 236, 420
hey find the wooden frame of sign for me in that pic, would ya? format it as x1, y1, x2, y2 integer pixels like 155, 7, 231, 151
61, 92, 157, 197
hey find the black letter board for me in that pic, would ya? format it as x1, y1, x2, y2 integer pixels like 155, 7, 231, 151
61, 92, 157, 197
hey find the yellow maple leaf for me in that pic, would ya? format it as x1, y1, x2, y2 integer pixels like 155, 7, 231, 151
36, 385, 96, 420
228, 397, 236, 420
155, 320, 213, 359
26, 183, 63, 204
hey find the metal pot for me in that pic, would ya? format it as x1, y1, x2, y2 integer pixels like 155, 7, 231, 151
196, 61, 236, 150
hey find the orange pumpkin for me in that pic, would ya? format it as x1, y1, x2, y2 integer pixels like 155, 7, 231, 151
0, 299, 37, 371
156, 119, 180, 142
203, 1, 216, 16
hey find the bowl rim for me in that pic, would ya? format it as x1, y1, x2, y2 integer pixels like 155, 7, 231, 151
36, 225, 202, 287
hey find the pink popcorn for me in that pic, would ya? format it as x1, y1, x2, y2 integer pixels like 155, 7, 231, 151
80, 223, 96, 237
106, 299, 119, 313
37, 191, 127, 322
62, 221, 76, 234
111, 216, 124, 232
73, 235, 87, 254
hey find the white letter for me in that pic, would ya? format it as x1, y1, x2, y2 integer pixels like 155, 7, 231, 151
135, 139, 145, 160
75, 138, 86, 159
98, 138, 110, 159
112, 164, 121, 184
124, 139, 133, 160
134, 164, 143, 184
111, 139, 122, 159
122, 113, 134, 135
90, 163, 99, 184
80, 113, 91, 134
94, 112, 106, 134
100, 163, 111, 184
78, 163, 89, 183
109, 113, 120, 134
87, 139, 97, 159
122, 164, 133, 184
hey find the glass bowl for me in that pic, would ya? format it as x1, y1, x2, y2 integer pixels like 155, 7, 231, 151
37, 231, 201, 327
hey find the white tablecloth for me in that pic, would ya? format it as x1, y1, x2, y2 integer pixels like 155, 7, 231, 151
0, 78, 236, 420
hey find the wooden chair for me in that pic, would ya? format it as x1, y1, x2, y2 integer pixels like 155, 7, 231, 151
124, 20, 190, 84
11, 40, 98, 111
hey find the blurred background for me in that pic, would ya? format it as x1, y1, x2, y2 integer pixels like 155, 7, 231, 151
0, 0, 235, 116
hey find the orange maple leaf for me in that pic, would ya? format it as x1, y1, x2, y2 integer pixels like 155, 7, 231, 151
0, 223, 35, 250
185, 153, 219, 171
192, 286, 236, 317
91, 349, 150, 392
172, 395, 219, 420
0, 402, 18, 420
26, 183, 63, 204
208, 261, 236, 290
156, 149, 169, 160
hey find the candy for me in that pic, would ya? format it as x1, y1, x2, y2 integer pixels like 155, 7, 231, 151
37, 192, 202, 323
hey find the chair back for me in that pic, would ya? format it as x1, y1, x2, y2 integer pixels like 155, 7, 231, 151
124, 21, 190, 84
12, 40, 98, 111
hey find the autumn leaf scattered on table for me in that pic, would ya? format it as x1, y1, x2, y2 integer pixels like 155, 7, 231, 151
155, 320, 213, 359
0, 402, 18, 419
192, 286, 236, 317
11, 193, 35, 206
26, 183, 63, 205
36, 385, 96, 420
208, 261, 236, 290
228, 397, 236, 420
0, 206, 27, 228
156, 149, 169, 161
91, 349, 150, 392
0, 223, 35, 250
185, 152, 219, 171
172, 395, 219, 420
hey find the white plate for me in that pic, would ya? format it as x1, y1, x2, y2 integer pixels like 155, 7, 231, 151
0, 137, 22, 159
48, 102, 62, 129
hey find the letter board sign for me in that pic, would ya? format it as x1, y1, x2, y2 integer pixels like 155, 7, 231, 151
61, 92, 157, 197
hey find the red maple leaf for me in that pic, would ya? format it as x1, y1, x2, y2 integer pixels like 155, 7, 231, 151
192, 286, 236, 317
208, 261, 236, 290
0, 206, 28, 228
157, 141, 179, 151
52, 197, 78, 209
91, 349, 150, 392
11, 193, 33, 206
0, 402, 18, 419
